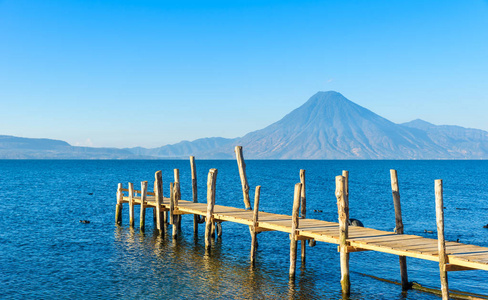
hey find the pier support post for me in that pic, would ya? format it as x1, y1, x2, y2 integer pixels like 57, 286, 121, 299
140, 181, 148, 230
205, 169, 218, 250
235, 146, 251, 210
154, 171, 164, 233
115, 183, 123, 225
390, 169, 409, 290
289, 182, 302, 279
250, 186, 261, 264
190, 156, 198, 236
128, 182, 134, 227
300, 169, 306, 264
435, 179, 449, 300
174, 169, 182, 231
170, 182, 175, 225
336, 175, 350, 298
172, 182, 181, 239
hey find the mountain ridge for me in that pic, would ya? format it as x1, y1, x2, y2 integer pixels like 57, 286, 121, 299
2, 91, 488, 159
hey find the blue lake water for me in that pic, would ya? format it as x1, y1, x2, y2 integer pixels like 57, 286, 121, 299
1, 160, 487, 299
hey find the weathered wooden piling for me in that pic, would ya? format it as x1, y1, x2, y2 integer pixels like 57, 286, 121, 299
128, 182, 134, 227
115, 183, 123, 225
140, 181, 148, 230
336, 175, 350, 297
154, 171, 164, 233
235, 146, 251, 210
205, 169, 218, 250
250, 186, 261, 264
300, 169, 306, 264
170, 182, 175, 225
173, 182, 181, 239
289, 182, 302, 279
174, 169, 182, 231
190, 156, 198, 236
435, 179, 449, 300
390, 169, 409, 290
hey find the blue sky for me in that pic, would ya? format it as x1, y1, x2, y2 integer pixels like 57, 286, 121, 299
1, 0, 487, 148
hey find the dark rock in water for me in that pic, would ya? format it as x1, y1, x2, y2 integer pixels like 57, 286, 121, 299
79, 220, 90, 224
88, 193, 93, 195
348, 218, 364, 227
483, 224, 488, 228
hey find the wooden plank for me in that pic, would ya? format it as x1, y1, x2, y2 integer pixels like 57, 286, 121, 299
115, 183, 123, 225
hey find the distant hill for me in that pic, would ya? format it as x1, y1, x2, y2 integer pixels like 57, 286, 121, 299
137, 91, 488, 159
126, 137, 238, 159
3, 91, 488, 159
0, 135, 145, 159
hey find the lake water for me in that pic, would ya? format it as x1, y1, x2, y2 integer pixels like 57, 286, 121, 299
1, 160, 487, 299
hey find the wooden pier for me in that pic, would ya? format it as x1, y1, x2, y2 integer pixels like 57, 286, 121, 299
115, 148, 488, 300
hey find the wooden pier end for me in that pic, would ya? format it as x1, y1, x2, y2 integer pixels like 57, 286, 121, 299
115, 183, 123, 225
435, 179, 449, 300
250, 186, 261, 264
235, 146, 251, 210
390, 169, 409, 290
289, 182, 302, 279
300, 169, 306, 264
140, 181, 148, 230
336, 175, 350, 297
190, 156, 198, 236
205, 169, 218, 250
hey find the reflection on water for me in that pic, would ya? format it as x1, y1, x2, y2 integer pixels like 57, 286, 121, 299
112, 224, 329, 299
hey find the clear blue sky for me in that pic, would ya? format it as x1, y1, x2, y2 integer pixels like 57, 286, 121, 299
1, 0, 487, 148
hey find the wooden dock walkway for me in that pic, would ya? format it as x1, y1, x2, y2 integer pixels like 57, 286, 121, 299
114, 148, 488, 300
120, 195, 488, 272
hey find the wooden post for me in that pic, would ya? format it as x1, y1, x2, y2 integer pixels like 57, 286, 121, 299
250, 186, 261, 264
435, 179, 449, 300
174, 169, 181, 230
172, 182, 180, 239
336, 175, 350, 297
128, 182, 134, 227
390, 169, 409, 290
115, 183, 123, 225
235, 146, 251, 210
154, 171, 164, 233
289, 182, 302, 279
299, 169, 306, 264
140, 181, 148, 230
170, 182, 175, 225
190, 156, 198, 236
342, 170, 349, 197
205, 169, 218, 250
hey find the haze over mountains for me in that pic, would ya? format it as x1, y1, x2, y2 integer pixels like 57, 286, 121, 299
3, 91, 488, 159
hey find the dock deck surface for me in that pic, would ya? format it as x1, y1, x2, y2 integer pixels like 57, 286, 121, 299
124, 195, 488, 272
